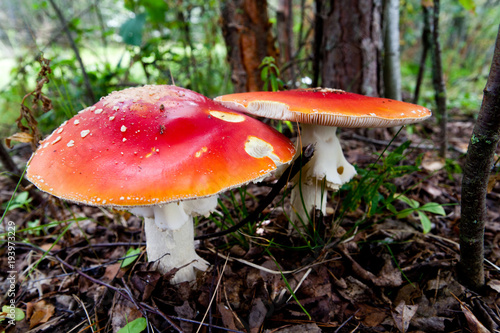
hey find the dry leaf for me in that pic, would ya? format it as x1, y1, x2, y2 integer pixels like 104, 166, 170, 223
487, 280, 500, 293
392, 301, 418, 333
460, 303, 490, 333
5, 132, 34, 148
487, 173, 500, 193
421, 154, 445, 172
27, 300, 55, 329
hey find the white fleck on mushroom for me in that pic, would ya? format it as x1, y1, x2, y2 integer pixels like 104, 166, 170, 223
121, 125, 127, 132
67, 140, 75, 147
95, 108, 103, 114
52, 136, 62, 144
74, 119, 80, 125
81, 130, 90, 138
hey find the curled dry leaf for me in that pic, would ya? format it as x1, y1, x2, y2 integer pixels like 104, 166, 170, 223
26, 300, 55, 329
392, 301, 418, 333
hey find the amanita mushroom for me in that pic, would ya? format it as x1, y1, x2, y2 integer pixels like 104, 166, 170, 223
215, 88, 432, 226
26, 85, 295, 283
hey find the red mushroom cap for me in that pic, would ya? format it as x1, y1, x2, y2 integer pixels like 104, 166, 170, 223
215, 88, 432, 128
26, 85, 295, 207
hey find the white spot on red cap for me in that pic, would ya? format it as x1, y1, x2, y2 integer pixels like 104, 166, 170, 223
52, 136, 62, 144
81, 130, 90, 138
121, 125, 127, 132
109, 116, 115, 121
74, 119, 80, 125
67, 140, 75, 147
57, 128, 64, 134
95, 108, 103, 114
209, 110, 245, 123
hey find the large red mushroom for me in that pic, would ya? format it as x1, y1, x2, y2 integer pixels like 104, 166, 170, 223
27, 85, 295, 283
215, 88, 432, 228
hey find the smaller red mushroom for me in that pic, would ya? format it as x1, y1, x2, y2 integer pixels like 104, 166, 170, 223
215, 88, 432, 226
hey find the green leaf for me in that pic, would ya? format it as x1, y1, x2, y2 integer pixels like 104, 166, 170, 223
458, 0, 475, 12
1, 306, 25, 322
261, 66, 268, 81
417, 211, 432, 234
419, 202, 446, 216
119, 13, 147, 46
386, 203, 397, 214
396, 208, 415, 219
117, 317, 147, 333
121, 248, 141, 268
397, 195, 420, 209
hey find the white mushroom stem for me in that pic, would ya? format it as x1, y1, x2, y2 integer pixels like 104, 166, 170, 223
130, 196, 218, 284
290, 124, 357, 227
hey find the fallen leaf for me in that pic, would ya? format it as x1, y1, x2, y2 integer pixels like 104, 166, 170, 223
487, 279, 500, 293
421, 154, 445, 172
249, 298, 267, 333
27, 300, 55, 329
460, 303, 490, 333
392, 301, 418, 333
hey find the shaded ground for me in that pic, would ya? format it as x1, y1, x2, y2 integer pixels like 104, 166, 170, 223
1, 119, 499, 332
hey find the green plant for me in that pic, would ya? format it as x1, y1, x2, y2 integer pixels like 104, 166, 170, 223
340, 139, 445, 233
387, 194, 446, 233
1, 191, 32, 212
259, 56, 284, 92
121, 248, 142, 268
117, 317, 147, 333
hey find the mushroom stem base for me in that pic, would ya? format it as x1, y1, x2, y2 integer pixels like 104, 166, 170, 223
290, 124, 356, 228
143, 213, 209, 284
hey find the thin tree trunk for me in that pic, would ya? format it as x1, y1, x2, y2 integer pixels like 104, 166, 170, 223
277, 0, 294, 84
430, 0, 447, 157
48, 0, 95, 102
319, 0, 383, 96
382, 0, 401, 100
312, 0, 324, 87
220, 0, 278, 92
413, 3, 432, 104
459, 26, 500, 291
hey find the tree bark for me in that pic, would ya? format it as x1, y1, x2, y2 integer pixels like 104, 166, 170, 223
220, 0, 278, 92
319, 0, 383, 96
312, 0, 324, 87
277, 0, 294, 84
459, 26, 500, 291
430, 0, 447, 157
382, 0, 401, 100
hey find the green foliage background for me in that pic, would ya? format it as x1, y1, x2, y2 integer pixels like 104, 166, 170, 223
0, 0, 498, 138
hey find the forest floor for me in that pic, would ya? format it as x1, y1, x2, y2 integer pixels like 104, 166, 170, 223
1, 116, 500, 333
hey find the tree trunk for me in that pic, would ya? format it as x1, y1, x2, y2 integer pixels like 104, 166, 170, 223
413, 3, 432, 105
459, 26, 500, 291
430, 0, 447, 157
277, 0, 294, 84
312, 0, 324, 87
220, 0, 278, 92
319, 0, 383, 96
382, 0, 401, 100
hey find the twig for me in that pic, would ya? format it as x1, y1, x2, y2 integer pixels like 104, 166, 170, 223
196, 144, 315, 240
196, 253, 229, 333
47, 0, 95, 102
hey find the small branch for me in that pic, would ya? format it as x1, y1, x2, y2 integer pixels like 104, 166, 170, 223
196, 144, 315, 240
47, 0, 95, 102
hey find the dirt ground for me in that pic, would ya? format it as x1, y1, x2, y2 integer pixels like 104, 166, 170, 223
1, 118, 499, 332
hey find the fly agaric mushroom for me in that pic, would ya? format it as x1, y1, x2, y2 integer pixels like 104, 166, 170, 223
26, 85, 295, 283
215, 88, 432, 226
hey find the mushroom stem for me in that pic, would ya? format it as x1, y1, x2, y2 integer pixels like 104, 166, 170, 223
143, 211, 208, 284
290, 124, 356, 227
132, 197, 218, 283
